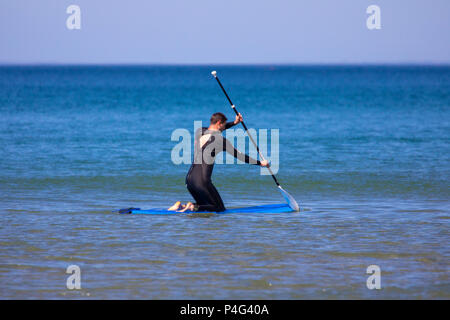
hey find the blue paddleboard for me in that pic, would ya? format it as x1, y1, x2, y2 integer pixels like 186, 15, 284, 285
117, 203, 293, 215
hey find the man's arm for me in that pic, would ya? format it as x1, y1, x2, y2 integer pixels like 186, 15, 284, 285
224, 121, 237, 130
223, 137, 261, 165
224, 113, 243, 130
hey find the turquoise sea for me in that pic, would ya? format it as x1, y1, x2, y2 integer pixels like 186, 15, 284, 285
0, 65, 449, 299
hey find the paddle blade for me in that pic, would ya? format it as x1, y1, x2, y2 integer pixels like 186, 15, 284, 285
278, 186, 300, 212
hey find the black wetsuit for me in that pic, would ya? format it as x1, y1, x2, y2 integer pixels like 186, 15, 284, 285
185, 121, 260, 212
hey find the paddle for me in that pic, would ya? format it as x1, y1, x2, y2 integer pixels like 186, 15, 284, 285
211, 71, 300, 212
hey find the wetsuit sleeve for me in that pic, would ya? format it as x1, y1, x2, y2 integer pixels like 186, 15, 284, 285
225, 121, 237, 130
223, 137, 261, 165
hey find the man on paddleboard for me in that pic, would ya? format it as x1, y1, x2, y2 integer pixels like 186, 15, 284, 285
169, 112, 269, 212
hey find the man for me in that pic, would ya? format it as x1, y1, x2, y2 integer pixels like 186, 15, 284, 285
169, 112, 269, 212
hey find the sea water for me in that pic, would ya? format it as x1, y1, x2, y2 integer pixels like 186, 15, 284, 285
0, 65, 448, 299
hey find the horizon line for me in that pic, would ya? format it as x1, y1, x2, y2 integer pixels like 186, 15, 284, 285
1, 62, 450, 67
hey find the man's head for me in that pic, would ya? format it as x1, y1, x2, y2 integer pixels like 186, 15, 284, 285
210, 112, 227, 131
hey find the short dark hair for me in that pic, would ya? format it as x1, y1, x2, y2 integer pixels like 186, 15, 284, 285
210, 112, 227, 124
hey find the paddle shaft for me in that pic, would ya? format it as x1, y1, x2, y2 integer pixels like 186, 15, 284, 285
213, 74, 280, 186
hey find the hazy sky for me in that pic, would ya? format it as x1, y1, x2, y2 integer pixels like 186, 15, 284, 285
1, 0, 449, 64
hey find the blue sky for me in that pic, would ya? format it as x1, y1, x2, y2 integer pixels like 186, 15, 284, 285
1, 0, 449, 64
